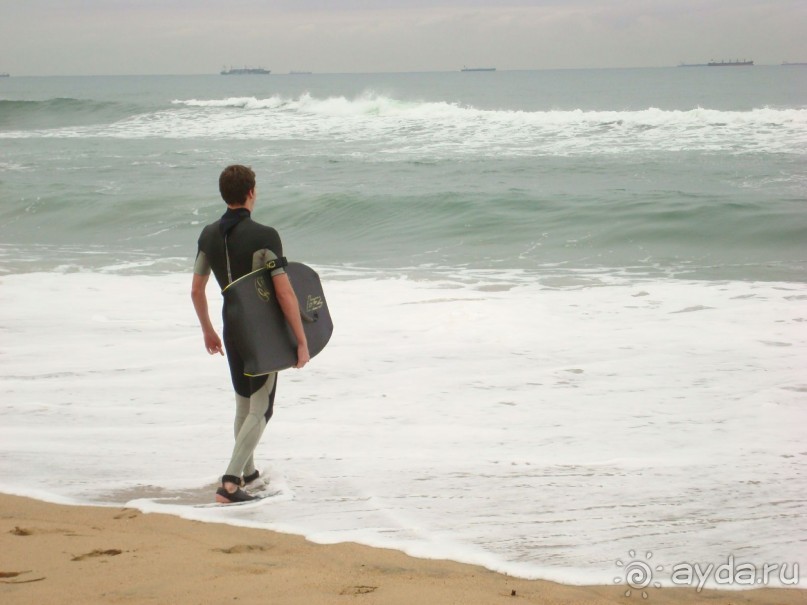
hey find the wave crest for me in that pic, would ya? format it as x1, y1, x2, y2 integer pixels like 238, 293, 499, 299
7, 93, 806, 155
0, 97, 138, 130
171, 93, 807, 124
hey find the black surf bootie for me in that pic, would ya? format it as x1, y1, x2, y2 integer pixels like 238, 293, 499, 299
215, 475, 256, 504
241, 469, 269, 491
242, 470, 261, 486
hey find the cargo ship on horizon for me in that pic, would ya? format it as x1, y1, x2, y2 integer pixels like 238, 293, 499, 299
707, 59, 753, 67
220, 66, 271, 75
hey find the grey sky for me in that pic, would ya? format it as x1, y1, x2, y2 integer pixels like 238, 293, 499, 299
2, 0, 806, 75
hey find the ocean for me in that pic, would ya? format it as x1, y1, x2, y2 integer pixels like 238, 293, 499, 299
1, 68, 805, 589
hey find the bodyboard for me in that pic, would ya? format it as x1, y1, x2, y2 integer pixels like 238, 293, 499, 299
222, 262, 333, 375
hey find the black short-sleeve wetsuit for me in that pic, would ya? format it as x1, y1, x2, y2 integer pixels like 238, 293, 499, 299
194, 207, 286, 402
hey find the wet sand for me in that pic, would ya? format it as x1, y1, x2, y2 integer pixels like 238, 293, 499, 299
1, 494, 803, 604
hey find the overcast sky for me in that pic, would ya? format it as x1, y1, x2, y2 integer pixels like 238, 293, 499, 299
2, 0, 806, 75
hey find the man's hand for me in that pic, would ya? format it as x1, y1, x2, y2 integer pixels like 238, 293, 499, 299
295, 343, 310, 368
204, 329, 224, 356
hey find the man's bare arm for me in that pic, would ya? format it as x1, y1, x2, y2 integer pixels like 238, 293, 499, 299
191, 272, 224, 355
272, 272, 310, 368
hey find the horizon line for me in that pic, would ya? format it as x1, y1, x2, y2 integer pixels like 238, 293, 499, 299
1, 63, 793, 78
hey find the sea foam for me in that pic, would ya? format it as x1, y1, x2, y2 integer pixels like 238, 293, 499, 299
4, 93, 805, 156
0, 268, 804, 587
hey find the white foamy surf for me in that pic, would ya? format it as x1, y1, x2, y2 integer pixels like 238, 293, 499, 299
3, 93, 805, 156
0, 267, 804, 588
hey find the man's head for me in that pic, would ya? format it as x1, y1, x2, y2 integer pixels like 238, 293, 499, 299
219, 165, 256, 206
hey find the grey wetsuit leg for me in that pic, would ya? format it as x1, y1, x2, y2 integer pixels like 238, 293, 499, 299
225, 373, 277, 479
233, 395, 258, 477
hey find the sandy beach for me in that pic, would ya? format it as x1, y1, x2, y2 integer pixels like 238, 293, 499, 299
0, 494, 802, 605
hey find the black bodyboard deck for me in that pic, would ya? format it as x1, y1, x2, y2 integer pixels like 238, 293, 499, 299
222, 262, 333, 375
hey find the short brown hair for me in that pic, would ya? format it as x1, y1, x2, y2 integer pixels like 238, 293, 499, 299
219, 165, 256, 206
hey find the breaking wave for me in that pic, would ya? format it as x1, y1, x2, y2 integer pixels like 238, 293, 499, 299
3, 93, 806, 156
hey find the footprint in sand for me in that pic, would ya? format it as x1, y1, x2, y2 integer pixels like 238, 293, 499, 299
9, 526, 78, 537
215, 544, 273, 554
0, 571, 46, 584
71, 549, 123, 562
113, 509, 140, 520
340, 585, 378, 595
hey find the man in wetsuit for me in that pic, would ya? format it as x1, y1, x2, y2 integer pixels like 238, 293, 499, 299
191, 164, 310, 504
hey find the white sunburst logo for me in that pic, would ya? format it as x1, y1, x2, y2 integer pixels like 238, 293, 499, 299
614, 550, 663, 599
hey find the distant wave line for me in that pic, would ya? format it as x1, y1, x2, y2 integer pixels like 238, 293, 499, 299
170, 94, 807, 125
3, 94, 805, 156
